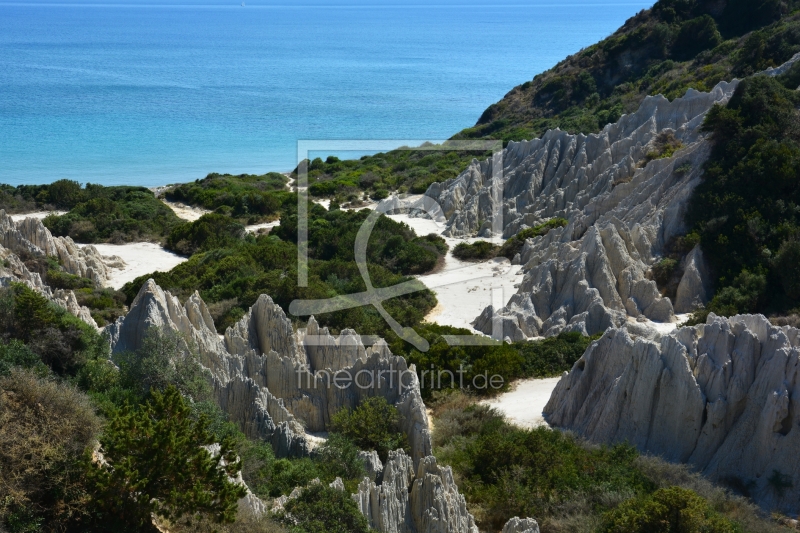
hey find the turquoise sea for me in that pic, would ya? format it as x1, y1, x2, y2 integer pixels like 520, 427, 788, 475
0, 0, 653, 187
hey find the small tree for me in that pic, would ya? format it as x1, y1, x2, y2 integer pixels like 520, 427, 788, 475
329, 396, 408, 462
86, 386, 246, 532
279, 484, 371, 533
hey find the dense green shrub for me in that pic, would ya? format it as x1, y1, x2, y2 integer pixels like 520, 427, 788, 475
277, 484, 372, 533
498, 218, 568, 259
0, 284, 109, 377
600, 486, 737, 533
164, 172, 290, 224
38, 184, 183, 243
452, 240, 499, 261
330, 396, 409, 462
113, 328, 212, 403
394, 324, 595, 398
166, 213, 247, 256
85, 386, 246, 532
433, 398, 654, 531
686, 75, 800, 316
0, 339, 47, 377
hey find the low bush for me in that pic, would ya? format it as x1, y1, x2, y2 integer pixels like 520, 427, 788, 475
330, 396, 409, 462
0, 284, 109, 377
600, 486, 737, 533
453, 240, 499, 261
395, 324, 596, 399
164, 172, 290, 224
39, 184, 183, 243
431, 392, 787, 533
277, 484, 372, 533
165, 213, 247, 256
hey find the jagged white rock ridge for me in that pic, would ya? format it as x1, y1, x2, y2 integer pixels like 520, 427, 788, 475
106, 279, 477, 532
411, 81, 744, 339
0, 211, 124, 287
0, 211, 127, 327
544, 313, 800, 513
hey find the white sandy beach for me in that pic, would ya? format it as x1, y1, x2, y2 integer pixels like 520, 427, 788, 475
480, 377, 562, 428
90, 242, 187, 290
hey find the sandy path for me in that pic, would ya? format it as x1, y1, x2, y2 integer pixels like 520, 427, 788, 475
10, 211, 67, 221
386, 214, 521, 332
480, 377, 562, 429
161, 200, 211, 222
90, 243, 188, 290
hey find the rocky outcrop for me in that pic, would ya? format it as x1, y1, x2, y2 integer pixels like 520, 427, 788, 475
403, 81, 743, 338
0, 210, 128, 327
354, 450, 478, 533
0, 238, 98, 328
502, 517, 540, 533
0, 211, 124, 287
674, 245, 712, 313
106, 279, 476, 531
544, 313, 800, 513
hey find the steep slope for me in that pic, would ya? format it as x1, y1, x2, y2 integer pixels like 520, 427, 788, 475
544, 313, 800, 514
399, 52, 800, 340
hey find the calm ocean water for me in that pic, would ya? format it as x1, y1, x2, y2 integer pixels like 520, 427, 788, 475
0, 0, 653, 187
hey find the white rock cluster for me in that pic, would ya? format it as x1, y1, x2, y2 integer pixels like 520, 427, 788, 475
544, 313, 800, 514
106, 279, 479, 532
0, 211, 125, 327
403, 82, 742, 339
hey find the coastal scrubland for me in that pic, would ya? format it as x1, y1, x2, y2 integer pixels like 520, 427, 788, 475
431, 391, 791, 533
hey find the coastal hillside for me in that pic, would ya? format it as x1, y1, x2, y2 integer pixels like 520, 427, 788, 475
295, 0, 800, 200
3, 0, 800, 532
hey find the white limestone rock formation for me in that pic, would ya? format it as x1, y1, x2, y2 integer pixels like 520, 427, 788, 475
543, 313, 800, 513
408, 82, 744, 338
0, 240, 99, 328
106, 279, 477, 532
359, 450, 384, 482
354, 450, 478, 533
502, 517, 540, 533
0, 211, 124, 287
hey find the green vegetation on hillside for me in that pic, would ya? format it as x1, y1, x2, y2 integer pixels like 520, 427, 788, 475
686, 71, 800, 320
0, 180, 183, 244
289, 1, 800, 206
431, 392, 788, 533
392, 324, 598, 399
164, 172, 291, 224
123, 205, 441, 336
497, 218, 569, 259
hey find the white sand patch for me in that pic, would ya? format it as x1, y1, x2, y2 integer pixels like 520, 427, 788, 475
10, 211, 66, 221
385, 213, 520, 332
480, 377, 562, 429
89, 242, 187, 290
161, 200, 211, 222
245, 220, 281, 233
633, 313, 692, 335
